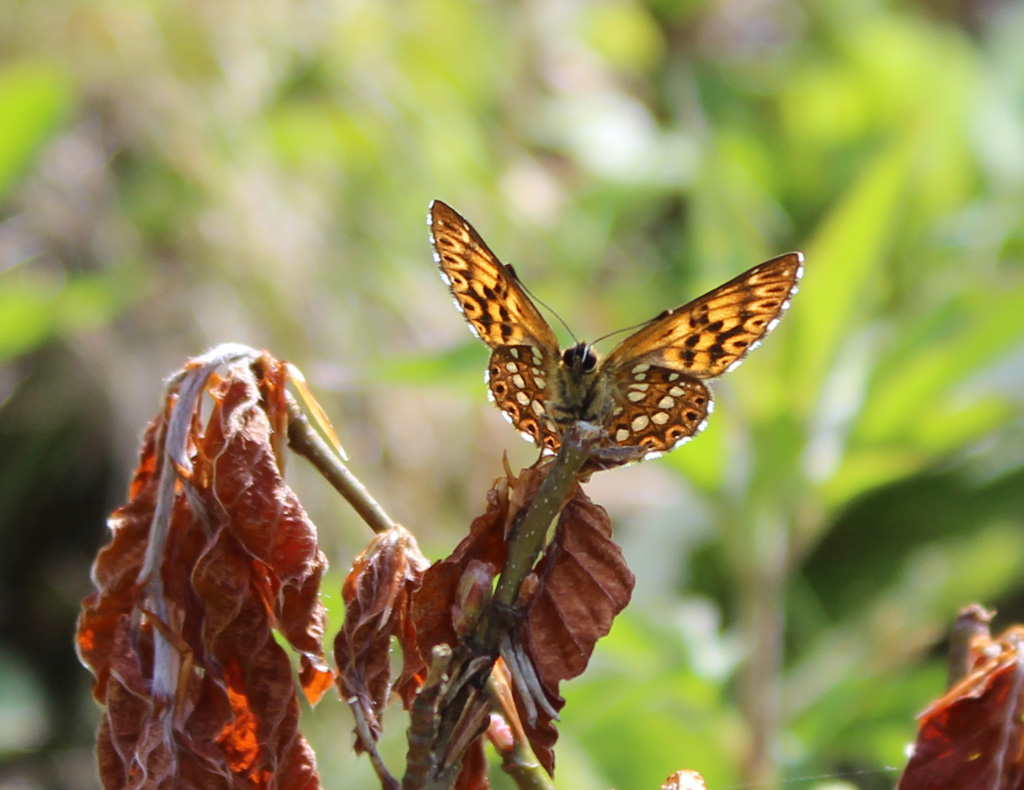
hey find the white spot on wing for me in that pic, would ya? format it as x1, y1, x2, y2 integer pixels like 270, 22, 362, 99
632, 364, 650, 373
627, 391, 645, 402
631, 415, 650, 431
505, 361, 518, 373
615, 429, 630, 442
658, 396, 675, 410
516, 391, 530, 406
513, 374, 526, 389
652, 412, 670, 425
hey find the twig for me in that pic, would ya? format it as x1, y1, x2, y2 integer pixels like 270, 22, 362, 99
484, 669, 555, 790
286, 395, 396, 534
497, 739, 556, 790
404, 646, 453, 790
489, 421, 601, 623
349, 695, 400, 790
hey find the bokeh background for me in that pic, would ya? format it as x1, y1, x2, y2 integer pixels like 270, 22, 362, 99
3, 0, 1024, 788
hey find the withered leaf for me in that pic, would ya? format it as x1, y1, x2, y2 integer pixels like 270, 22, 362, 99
77, 348, 330, 789
662, 770, 708, 790
453, 737, 489, 790
899, 623, 1024, 790
518, 482, 635, 774
411, 472, 522, 658
334, 524, 429, 748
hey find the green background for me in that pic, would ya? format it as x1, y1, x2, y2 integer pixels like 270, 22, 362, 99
2, 0, 1023, 788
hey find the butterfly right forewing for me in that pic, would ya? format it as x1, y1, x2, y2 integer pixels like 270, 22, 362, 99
428, 200, 559, 352
597, 253, 802, 459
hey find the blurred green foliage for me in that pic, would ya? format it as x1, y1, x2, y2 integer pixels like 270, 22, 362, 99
2, 0, 1024, 788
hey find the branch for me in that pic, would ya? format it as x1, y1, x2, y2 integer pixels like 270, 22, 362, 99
286, 395, 396, 534
419, 422, 603, 786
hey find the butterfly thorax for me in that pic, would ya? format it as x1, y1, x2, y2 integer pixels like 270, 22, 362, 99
550, 342, 614, 424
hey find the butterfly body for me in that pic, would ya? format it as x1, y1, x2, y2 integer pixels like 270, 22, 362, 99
429, 200, 803, 461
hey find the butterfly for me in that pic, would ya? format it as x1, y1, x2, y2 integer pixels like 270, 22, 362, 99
428, 200, 803, 460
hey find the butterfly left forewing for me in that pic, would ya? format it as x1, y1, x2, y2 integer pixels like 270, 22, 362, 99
596, 252, 802, 459
605, 252, 803, 378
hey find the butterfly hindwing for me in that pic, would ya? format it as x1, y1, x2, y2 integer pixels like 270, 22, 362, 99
604, 366, 713, 457
486, 345, 561, 452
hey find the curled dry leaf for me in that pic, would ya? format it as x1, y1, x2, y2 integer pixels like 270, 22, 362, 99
409, 466, 633, 778
76, 348, 331, 789
411, 470, 531, 658
899, 616, 1024, 790
334, 524, 429, 749
661, 770, 708, 790
514, 482, 635, 774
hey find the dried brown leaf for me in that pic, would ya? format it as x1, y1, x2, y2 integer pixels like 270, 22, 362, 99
76, 348, 330, 789
410, 473, 522, 658
334, 524, 429, 748
899, 623, 1024, 790
526, 484, 634, 689
516, 482, 634, 774
661, 770, 708, 790
453, 737, 489, 790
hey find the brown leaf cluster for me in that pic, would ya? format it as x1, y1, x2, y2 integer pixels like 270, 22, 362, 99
77, 351, 331, 789
402, 466, 634, 779
900, 612, 1024, 790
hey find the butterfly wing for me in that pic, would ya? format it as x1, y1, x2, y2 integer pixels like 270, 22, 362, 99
603, 367, 713, 458
600, 252, 803, 458
429, 200, 560, 351
604, 252, 803, 376
429, 200, 562, 449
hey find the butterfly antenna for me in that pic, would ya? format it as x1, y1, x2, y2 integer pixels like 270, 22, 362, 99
508, 263, 579, 344
590, 314, 659, 346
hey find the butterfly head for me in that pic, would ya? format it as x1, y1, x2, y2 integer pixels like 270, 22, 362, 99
561, 343, 599, 375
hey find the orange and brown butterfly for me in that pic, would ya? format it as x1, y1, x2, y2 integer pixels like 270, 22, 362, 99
428, 200, 803, 460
